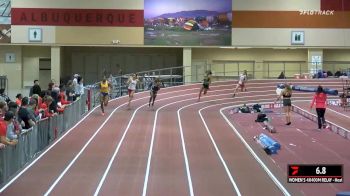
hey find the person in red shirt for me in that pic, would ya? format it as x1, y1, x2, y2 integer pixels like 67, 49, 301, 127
15, 93, 23, 106
0, 111, 18, 146
40, 96, 54, 118
59, 88, 70, 105
310, 85, 328, 130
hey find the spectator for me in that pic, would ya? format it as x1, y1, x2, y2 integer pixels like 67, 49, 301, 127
40, 96, 55, 118
78, 76, 84, 96
18, 97, 36, 129
0, 88, 10, 103
47, 82, 54, 96
278, 71, 286, 79
317, 70, 324, 78
59, 85, 70, 105
31, 94, 42, 111
0, 111, 18, 146
73, 74, 80, 100
323, 71, 328, 78
50, 89, 59, 114
0, 101, 8, 118
66, 80, 75, 102
30, 80, 41, 96
7, 102, 21, 140
28, 98, 40, 122
7, 101, 22, 133
327, 71, 333, 77
334, 69, 342, 77
15, 93, 23, 106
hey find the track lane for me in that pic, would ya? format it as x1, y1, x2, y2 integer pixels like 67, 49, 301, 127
197, 103, 283, 195
1, 79, 345, 196
44, 84, 222, 195
221, 102, 350, 196
0, 97, 127, 195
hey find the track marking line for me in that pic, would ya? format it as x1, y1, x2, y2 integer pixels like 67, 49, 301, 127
94, 103, 145, 196
45, 101, 130, 196
220, 106, 291, 196
142, 90, 286, 195
0, 98, 104, 193
2, 83, 229, 193
2, 79, 342, 193
45, 86, 276, 195
198, 108, 241, 195
327, 108, 350, 119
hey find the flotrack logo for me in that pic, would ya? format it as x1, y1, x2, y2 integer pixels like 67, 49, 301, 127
299, 10, 335, 15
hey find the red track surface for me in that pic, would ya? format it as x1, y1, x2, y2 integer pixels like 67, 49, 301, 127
0, 79, 349, 196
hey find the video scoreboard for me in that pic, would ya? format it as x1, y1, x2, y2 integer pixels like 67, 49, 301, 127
288, 164, 343, 183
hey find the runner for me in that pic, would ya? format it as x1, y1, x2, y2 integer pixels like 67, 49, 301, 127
100, 76, 112, 115
127, 74, 139, 109
198, 70, 212, 101
275, 83, 292, 125
149, 78, 161, 107
232, 70, 248, 97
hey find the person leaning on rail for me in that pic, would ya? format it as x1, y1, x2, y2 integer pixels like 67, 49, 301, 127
0, 111, 18, 147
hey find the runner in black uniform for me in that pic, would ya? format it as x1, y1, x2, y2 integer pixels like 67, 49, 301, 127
198, 70, 212, 101
149, 78, 161, 107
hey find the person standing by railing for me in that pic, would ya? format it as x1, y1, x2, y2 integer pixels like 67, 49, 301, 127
310, 85, 328, 130
0, 111, 18, 146
100, 76, 112, 115
127, 74, 139, 109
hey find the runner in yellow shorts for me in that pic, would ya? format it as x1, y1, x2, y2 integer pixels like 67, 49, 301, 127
100, 76, 112, 115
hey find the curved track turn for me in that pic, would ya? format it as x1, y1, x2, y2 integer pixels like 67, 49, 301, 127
1, 79, 349, 196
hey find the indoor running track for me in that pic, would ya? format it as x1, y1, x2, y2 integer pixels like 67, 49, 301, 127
0, 79, 348, 196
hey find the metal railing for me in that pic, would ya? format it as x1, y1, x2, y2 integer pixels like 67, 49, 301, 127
0, 92, 88, 187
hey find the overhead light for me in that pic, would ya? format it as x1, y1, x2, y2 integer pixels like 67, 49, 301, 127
220, 47, 251, 49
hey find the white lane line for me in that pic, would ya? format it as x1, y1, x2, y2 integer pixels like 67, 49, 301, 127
169, 98, 244, 195
292, 100, 350, 119
44, 85, 236, 195
0, 82, 203, 193
0, 96, 120, 193
4, 83, 225, 193
44, 101, 131, 196
179, 97, 308, 195
1, 78, 335, 193
96, 91, 241, 196
94, 103, 145, 196
219, 106, 291, 196
142, 99, 202, 196
198, 108, 241, 195
141, 92, 311, 196
327, 108, 350, 119
292, 105, 350, 134
45, 88, 210, 195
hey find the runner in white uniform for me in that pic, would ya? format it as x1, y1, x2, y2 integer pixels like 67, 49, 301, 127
127, 74, 139, 108
232, 70, 248, 97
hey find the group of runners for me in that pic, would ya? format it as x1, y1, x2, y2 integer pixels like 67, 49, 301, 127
98, 70, 328, 130
98, 70, 248, 114
98, 73, 161, 115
